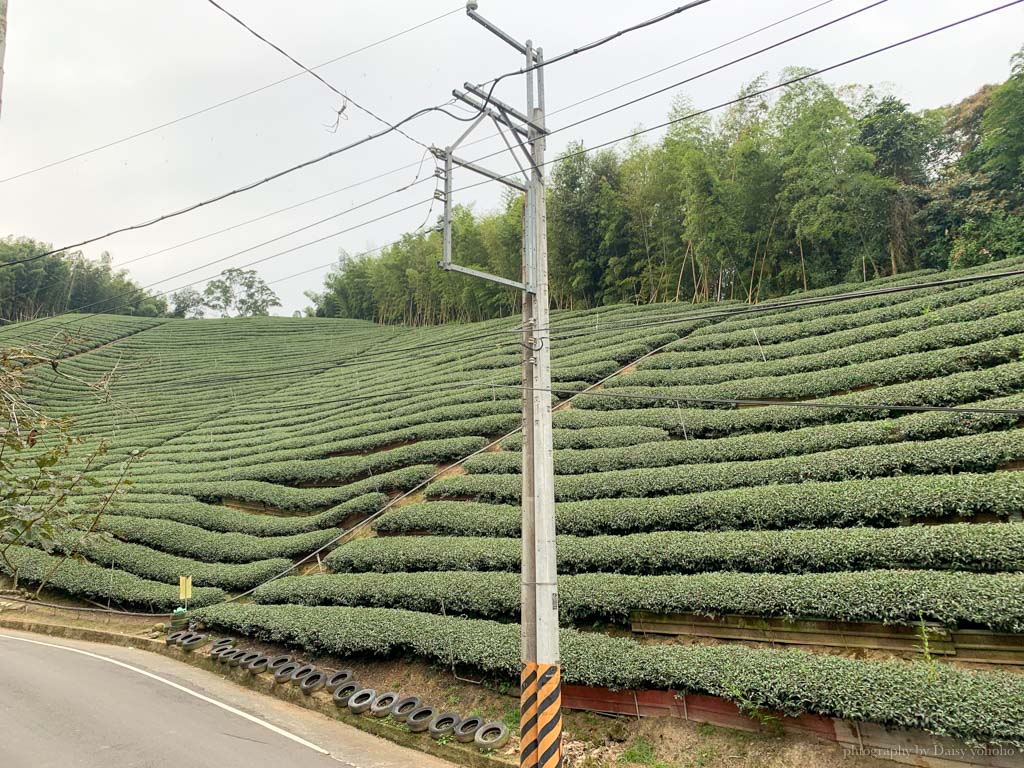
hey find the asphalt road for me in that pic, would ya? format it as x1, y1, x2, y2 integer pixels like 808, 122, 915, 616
0, 629, 456, 768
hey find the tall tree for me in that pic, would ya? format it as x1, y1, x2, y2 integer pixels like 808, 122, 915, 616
202, 268, 281, 317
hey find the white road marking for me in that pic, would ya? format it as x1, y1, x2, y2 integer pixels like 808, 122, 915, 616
0, 633, 330, 756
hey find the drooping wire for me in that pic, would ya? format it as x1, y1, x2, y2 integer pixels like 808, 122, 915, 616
110, 0, 848, 271
0, 6, 462, 185
203, 0, 428, 150
0, 0, 721, 266
449, 1, 1024, 203
7, 1, 1019, 328
468, 0, 714, 117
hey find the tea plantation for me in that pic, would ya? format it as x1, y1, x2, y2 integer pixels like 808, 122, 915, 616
4, 257, 1024, 747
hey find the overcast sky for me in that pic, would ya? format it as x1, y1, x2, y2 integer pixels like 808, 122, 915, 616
1, 0, 1021, 315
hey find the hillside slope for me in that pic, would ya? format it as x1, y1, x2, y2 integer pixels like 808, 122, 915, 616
4, 259, 1024, 746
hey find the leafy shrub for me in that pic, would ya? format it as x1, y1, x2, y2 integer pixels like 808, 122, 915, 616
677, 270, 1024, 351
149, 464, 436, 511
195, 603, 1024, 747
432, 429, 1024, 502
98, 516, 341, 564
375, 472, 1024, 536
1, 545, 224, 610
645, 286, 1024, 370
500, 426, 671, 451
598, 334, 1024, 405
562, 363, 1024, 433
252, 569, 1024, 631
103, 492, 386, 536
66, 534, 292, 590
328, 523, 1024, 575
467, 405, 1020, 475
628, 310, 1024, 386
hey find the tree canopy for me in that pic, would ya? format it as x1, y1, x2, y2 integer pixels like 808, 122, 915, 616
0, 239, 167, 323
307, 50, 1024, 325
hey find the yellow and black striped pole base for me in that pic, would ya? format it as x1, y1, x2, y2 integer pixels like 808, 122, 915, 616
520, 661, 562, 768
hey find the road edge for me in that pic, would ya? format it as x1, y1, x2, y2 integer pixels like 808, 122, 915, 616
0, 615, 511, 768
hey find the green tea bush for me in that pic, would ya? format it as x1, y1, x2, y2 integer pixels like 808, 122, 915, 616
66, 534, 292, 590
151, 464, 436, 511
628, 310, 1024, 386
1, 545, 224, 609
563, 363, 1024, 432
432, 430, 1024, 502
132, 438, 487, 486
328, 523, 1024, 575
374, 473, 1024, 536
599, 334, 1024, 404
195, 603, 1024, 747
252, 569, 1024, 630
467, 406, 1019, 475
678, 271, 1024, 350
98, 517, 341, 563
103, 493, 386, 536
500, 426, 671, 451
645, 287, 1024, 370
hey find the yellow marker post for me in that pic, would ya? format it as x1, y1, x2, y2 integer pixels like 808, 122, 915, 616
179, 576, 192, 610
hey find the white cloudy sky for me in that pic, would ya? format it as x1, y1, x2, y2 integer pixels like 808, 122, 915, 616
1, 0, 1021, 315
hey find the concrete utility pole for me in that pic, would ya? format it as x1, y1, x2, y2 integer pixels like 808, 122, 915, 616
435, 4, 561, 766
0, 0, 8, 121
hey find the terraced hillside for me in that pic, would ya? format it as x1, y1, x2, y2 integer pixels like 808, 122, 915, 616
4, 258, 1024, 749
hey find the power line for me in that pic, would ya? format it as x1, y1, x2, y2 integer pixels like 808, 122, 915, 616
116, 149, 433, 270
3, 0, 875, 287
1, 104, 460, 266
8, 2, 1016, 327
4, 197, 436, 333
0, 6, 461, 185
118, 0, 844, 272
203, 0, 427, 150
548, 0, 838, 122
471, 0, 714, 115
0, 0, 723, 267
549, 0, 890, 139
450, 1, 1024, 203
0, 0, 875, 272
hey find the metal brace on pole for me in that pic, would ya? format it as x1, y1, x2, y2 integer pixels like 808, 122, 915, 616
436, 5, 561, 767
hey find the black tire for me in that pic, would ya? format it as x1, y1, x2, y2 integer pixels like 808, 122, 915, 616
369, 692, 399, 718
246, 655, 271, 675
453, 715, 485, 743
210, 645, 235, 663
347, 689, 377, 715
180, 634, 208, 652
390, 696, 421, 723
166, 630, 190, 646
428, 712, 462, 740
236, 651, 262, 668
332, 682, 361, 708
211, 637, 234, 649
406, 705, 437, 733
299, 671, 328, 695
266, 655, 293, 672
289, 664, 317, 686
325, 669, 354, 692
474, 722, 510, 750
226, 649, 250, 667
273, 661, 300, 683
